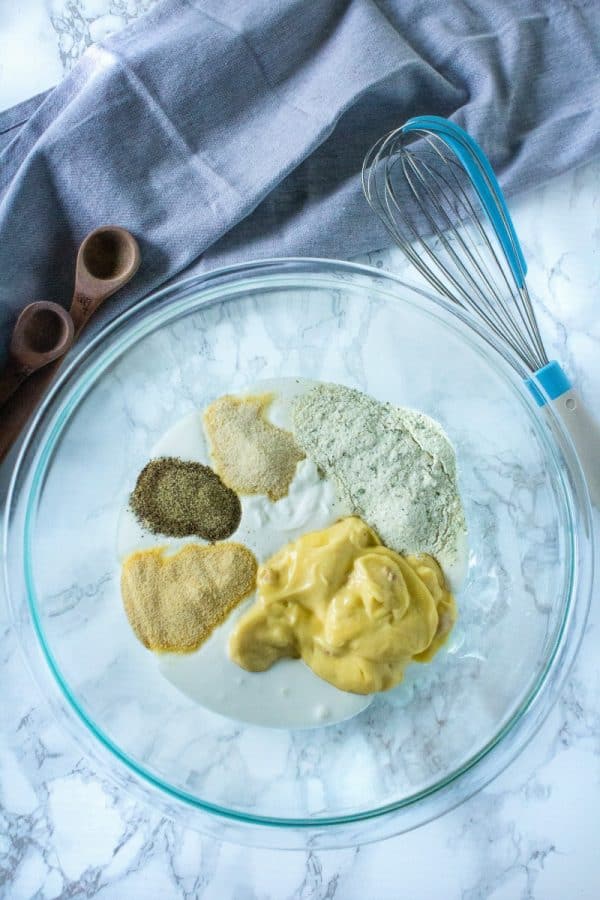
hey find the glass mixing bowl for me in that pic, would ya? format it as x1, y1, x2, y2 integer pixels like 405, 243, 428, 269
4, 259, 593, 848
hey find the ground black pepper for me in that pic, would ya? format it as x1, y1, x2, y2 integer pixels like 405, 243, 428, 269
130, 456, 242, 540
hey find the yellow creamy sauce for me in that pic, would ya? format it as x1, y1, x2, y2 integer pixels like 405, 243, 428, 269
229, 516, 456, 694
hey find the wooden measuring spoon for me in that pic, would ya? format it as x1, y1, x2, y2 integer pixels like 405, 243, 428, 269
0, 302, 74, 406
0, 226, 141, 463
70, 226, 140, 338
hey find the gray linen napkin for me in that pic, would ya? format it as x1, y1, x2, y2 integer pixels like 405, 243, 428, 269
1, 0, 599, 366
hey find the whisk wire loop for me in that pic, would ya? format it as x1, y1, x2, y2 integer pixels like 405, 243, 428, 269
362, 124, 548, 373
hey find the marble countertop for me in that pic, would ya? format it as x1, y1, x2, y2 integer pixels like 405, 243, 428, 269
1, 3, 599, 898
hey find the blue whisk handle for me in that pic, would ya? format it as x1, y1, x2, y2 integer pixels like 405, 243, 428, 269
401, 115, 528, 289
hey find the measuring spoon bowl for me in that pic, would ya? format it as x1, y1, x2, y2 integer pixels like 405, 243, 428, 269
71, 226, 141, 335
0, 301, 75, 407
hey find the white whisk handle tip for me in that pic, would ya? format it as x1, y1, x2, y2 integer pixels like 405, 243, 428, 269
550, 387, 600, 507
527, 362, 599, 506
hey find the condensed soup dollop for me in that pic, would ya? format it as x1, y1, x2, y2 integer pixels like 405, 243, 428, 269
229, 516, 456, 694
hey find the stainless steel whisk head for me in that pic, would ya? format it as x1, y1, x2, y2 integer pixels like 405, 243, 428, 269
362, 122, 548, 373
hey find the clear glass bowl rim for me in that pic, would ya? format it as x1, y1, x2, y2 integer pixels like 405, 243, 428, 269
3, 257, 594, 843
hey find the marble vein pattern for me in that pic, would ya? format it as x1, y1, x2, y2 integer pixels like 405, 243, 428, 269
0, 4, 599, 897
1, 157, 599, 899
48, 0, 158, 72
0, 1, 159, 110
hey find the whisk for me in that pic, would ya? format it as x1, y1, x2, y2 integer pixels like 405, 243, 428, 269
362, 115, 600, 505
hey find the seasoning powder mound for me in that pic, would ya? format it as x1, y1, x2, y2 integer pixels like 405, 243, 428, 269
203, 392, 305, 501
292, 383, 467, 564
121, 542, 258, 653
130, 456, 241, 540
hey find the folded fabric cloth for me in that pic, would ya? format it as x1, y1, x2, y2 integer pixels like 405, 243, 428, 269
1, 0, 599, 367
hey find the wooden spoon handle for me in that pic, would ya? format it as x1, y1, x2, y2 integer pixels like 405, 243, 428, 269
69, 290, 98, 337
0, 358, 63, 462
0, 357, 32, 407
